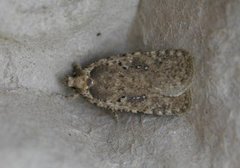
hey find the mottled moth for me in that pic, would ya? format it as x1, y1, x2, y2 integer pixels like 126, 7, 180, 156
65, 49, 194, 115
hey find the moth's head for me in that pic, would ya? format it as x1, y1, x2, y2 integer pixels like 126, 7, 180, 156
65, 68, 94, 93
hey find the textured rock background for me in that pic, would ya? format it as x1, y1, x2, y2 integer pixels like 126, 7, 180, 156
0, 0, 240, 168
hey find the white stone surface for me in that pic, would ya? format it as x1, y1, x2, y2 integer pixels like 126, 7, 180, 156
0, 0, 240, 168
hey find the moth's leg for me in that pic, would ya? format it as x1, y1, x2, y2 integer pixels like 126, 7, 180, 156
65, 89, 80, 100
72, 63, 83, 76
110, 110, 119, 122
139, 114, 143, 127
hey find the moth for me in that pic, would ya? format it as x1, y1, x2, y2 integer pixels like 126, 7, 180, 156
65, 49, 194, 115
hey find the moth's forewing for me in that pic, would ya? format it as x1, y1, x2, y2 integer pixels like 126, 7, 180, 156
77, 49, 194, 115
